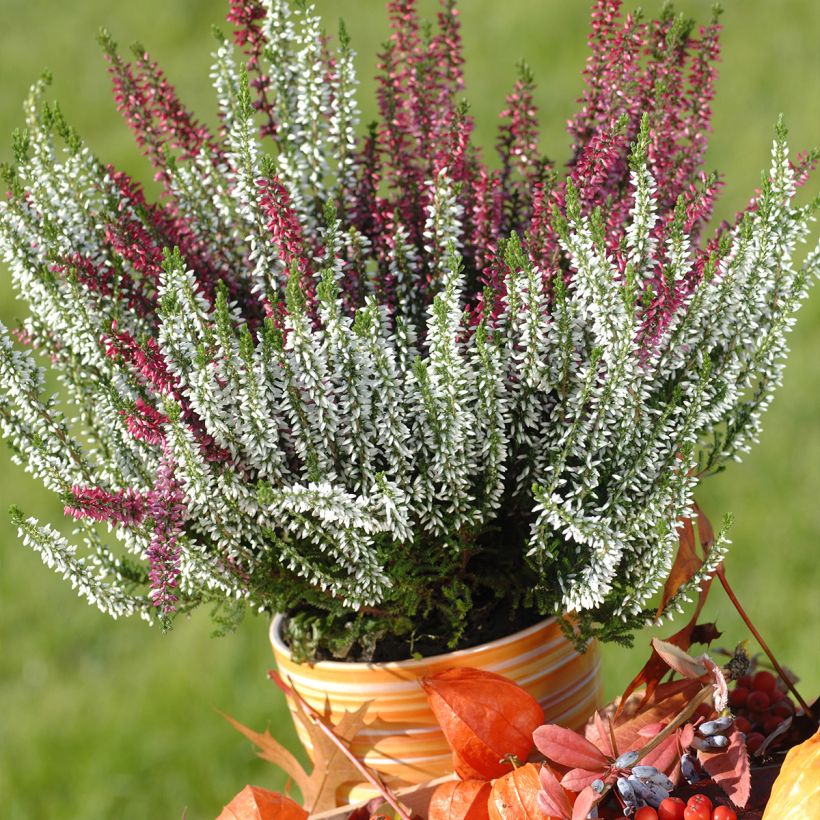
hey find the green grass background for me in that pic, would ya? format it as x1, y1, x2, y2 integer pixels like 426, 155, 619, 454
0, 1, 817, 817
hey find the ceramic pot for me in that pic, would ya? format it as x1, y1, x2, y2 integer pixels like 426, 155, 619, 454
270, 614, 602, 803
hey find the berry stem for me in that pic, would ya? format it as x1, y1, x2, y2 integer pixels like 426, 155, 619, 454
715, 565, 817, 724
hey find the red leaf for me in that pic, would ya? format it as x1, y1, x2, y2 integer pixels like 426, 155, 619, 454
217, 785, 307, 820
651, 639, 708, 679
657, 517, 701, 617
571, 786, 599, 820
560, 768, 602, 792
532, 725, 609, 771
611, 680, 703, 754
488, 763, 545, 820
593, 712, 614, 758
639, 732, 681, 777
637, 723, 666, 738
699, 728, 751, 808
422, 667, 544, 780
429, 779, 492, 820
538, 762, 573, 819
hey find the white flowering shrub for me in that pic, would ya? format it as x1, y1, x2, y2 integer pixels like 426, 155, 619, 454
0, 0, 816, 658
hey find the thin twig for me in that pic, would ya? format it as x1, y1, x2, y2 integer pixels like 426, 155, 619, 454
716, 565, 817, 724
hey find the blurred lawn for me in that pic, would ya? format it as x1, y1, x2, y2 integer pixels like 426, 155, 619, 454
0, 1, 817, 817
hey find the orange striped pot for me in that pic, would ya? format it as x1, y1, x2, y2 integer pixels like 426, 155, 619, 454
270, 615, 602, 803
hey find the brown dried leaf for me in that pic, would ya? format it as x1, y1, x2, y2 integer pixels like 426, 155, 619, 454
657, 518, 701, 617
291, 695, 374, 813
221, 713, 311, 798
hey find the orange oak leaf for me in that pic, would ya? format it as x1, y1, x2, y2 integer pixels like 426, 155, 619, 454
421, 667, 544, 780
221, 713, 311, 798
216, 785, 307, 820
488, 763, 549, 819
429, 779, 492, 820
288, 694, 376, 813
224, 688, 378, 814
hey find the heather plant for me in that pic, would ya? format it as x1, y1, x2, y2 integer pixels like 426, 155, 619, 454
0, 0, 817, 660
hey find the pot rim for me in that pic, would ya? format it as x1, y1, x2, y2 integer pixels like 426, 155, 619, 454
270, 612, 559, 670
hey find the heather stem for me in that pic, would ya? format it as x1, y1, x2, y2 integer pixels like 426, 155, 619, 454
716, 565, 817, 724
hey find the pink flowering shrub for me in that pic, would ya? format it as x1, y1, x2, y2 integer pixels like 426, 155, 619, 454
0, 0, 816, 656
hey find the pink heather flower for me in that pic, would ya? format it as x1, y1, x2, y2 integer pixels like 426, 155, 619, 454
497, 63, 544, 223
123, 399, 169, 446
65, 486, 147, 526
132, 46, 219, 164
103, 36, 217, 185
257, 175, 314, 284
103, 326, 178, 396
145, 454, 187, 622
227, 0, 277, 139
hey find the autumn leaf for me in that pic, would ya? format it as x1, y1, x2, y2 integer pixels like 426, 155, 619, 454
617, 503, 720, 715
610, 680, 704, 759
421, 667, 544, 780
288, 690, 382, 813
638, 731, 682, 776
559, 768, 603, 792
429, 779, 492, 820
488, 763, 546, 819
657, 517, 701, 617
699, 728, 751, 808
227, 671, 407, 817
650, 639, 708, 679
221, 713, 311, 798
216, 785, 307, 820
532, 724, 609, 771
592, 712, 614, 759
570, 786, 598, 820
537, 764, 573, 819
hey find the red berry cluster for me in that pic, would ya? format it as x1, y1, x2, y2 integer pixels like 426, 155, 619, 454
728, 670, 793, 753
613, 795, 738, 820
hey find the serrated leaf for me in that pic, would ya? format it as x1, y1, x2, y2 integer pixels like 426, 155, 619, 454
221, 713, 311, 797
699, 728, 751, 808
